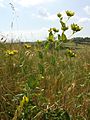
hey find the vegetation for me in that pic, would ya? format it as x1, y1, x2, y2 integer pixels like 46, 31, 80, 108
73, 37, 90, 45
0, 10, 90, 120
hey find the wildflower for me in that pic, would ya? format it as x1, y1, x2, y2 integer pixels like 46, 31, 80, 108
57, 13, 62, 18
71, 23, 83, 32
48, 29, 54, 42
20, 96, 29, 107
66, 49, 76, 57
6, 50, 18, 56
13, 50, 18, 54
41, 76, 44, 79
23, 96, 29, 103
60, 21, 68, 31
66, 10, 75, 17
53, 28, 59, 33
24, 44, 31, 49
48, 28, 52, 32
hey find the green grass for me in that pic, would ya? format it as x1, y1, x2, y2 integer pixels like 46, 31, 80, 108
0, 42, 90, 120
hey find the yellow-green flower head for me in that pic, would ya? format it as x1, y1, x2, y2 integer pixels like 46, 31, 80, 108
20, 96, 29, 107
23, 96, 29, 103
66, 10, 75, 17
67, 49, 72, 53
53, 28, 59, 33
66, 49, 76, 57
41, 76, 44, 79
6, 50, 18, 56
71, 23, 83, 32
57, 13, 62, 18
13, 50, 18, 54
48, 28, 53, 32
24, 44, 31, 49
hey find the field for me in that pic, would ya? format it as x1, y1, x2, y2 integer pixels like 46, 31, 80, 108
0, 41, 90, 120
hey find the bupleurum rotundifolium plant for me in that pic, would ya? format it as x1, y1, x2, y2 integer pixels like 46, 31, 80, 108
12, 10, 83, 120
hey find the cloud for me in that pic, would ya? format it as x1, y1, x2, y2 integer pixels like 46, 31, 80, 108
37, 13, 58, 21
13, 0, 55, 7
38, 8, 50, 18
47, 14, 58, 21
32, 7, 59, 21
71, 13, 90, 24
0, 0, 5, 7
78, 17, 90, 23
37, 9, 74, 21
84, 5, 90, 15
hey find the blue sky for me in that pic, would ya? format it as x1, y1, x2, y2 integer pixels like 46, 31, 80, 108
0, 0, 90, 42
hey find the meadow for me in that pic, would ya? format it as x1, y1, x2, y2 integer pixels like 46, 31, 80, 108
0, 10, 90, 120
0, 41, 90, 120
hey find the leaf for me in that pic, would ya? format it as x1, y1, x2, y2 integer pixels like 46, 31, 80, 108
42, 108, 71, 120
38, 63, 44, 75
48, 31, 54, 42
27, 75, 39, 89
61, 32, 67, 42
38, 51, 43, 59
50, 55, 56, 65
45, 42, 50, 50
60, 20, 66, 27
61, 110, 71, 120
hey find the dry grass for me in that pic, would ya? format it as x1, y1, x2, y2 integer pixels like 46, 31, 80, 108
0, 42, 90, 120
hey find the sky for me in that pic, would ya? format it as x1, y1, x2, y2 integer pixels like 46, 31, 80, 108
0, 0, 90, 42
